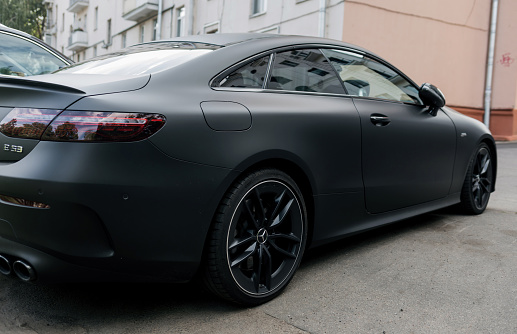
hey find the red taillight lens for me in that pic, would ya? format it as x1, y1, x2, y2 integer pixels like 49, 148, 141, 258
0, 108, 61, 139
41, 111, 166, 142
1, 109, 166, 142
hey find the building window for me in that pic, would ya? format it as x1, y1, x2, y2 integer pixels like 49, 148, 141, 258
84, 14, 87, 30
176, 7, 185, 37
251, 0, 266, 16
61, 13, 65, 32
93, 45, 97, 57
122, 32, 127, 48
153, 19, 158, 41
140, 25, 145, 43
106, 19, 112, 45
94, 7, 98, 30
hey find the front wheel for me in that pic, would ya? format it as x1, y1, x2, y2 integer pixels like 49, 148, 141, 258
204, 169, 307, 305
459, 143, 494, 214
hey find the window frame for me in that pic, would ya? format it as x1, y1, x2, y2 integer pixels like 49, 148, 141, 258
210, 44, 423, 106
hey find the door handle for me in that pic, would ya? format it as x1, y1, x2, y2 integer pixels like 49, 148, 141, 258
370, 114, 391, 126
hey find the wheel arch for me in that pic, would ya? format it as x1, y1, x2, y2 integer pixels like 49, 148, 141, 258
237, 158, 316, 247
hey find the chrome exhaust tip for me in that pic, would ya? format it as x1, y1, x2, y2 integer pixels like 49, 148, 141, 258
0, 255, 11, 275
12, 260, 36, 282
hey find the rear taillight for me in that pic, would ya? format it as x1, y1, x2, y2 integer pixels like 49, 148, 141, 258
42, 111, 166, 142
0, 108, 60, 139
0, 109, 166, 142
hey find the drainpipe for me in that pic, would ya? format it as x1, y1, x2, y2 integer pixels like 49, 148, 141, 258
156, 0, 163, 40
188, 0, 195, 35
484, 0, 499, 128
318, 0, 326, 38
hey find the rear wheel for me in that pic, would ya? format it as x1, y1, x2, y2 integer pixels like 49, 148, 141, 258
204, 169, 307, 305
459, 143, 494, 214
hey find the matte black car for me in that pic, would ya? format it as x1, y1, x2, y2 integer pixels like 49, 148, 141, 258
0, 24, 72, 77
0, 34, 496, 305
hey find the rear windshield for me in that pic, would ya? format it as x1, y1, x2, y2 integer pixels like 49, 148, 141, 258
56, 42, 220, 76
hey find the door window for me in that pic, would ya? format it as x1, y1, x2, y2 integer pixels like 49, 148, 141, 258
321, 49, 421, 104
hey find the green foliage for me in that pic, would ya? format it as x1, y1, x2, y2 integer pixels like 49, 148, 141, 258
0, 0, 47, 39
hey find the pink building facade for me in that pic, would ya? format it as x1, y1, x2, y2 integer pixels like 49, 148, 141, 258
340, 0, 517, 140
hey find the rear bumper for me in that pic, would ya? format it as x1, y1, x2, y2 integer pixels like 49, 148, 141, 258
0, 139, 237, 282
0, 236, 200, 283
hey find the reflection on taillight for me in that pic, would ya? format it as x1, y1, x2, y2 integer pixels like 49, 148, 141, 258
0, 108, 60, 139
41, 111, 166, 142
0, 194, 50, 209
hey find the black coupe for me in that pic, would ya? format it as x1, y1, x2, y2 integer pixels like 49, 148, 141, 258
0, 34, 496, 305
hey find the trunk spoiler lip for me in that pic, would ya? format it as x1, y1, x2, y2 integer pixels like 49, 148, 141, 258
0, 75, 85, 95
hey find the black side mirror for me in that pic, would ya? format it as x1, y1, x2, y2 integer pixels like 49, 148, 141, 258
419, 83, 445, 116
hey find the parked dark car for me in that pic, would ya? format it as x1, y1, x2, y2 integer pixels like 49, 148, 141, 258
0, 34, 496, 305
0, 24, 71, 77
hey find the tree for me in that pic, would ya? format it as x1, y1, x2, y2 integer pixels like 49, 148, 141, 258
0, 0, 46, 39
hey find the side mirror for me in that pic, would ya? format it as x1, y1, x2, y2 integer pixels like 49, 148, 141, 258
419, 83, 445, 116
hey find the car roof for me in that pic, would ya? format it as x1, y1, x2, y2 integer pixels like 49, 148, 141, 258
140, 33, 374, 56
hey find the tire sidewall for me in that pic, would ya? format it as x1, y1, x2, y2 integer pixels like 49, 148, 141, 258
211, 169, 308, 305
461, 143, 493, 214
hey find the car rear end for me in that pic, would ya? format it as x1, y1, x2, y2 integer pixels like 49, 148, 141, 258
0, 42, 233, 283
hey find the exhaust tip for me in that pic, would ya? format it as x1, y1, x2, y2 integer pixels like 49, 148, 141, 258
12, 260, 36, 282
0, 255, 11, 275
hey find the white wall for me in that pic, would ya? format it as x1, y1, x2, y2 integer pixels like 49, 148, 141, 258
45, 0, 344, 61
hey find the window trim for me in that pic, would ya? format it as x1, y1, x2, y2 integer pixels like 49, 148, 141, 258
210, 44, 423, 106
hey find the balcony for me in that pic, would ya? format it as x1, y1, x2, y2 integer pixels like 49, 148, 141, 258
43, 0, 54, 4
67, 30, 88, 52
68, 0, 89, 13
123, 0, 158, 21
45, 20, 57, 35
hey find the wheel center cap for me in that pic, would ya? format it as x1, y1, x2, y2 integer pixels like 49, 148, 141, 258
257, 228, 269, 244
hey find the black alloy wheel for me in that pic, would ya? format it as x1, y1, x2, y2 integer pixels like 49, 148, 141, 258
460, 143, 494, 214
204, 169, 307, 305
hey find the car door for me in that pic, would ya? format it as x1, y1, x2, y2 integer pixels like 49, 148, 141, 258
322, 49, 456, 214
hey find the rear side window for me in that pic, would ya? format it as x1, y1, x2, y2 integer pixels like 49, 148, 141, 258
0, 32, 68, 77
217, 55, 270, 88
321, 49, 421, 104
267, 49, 345, 94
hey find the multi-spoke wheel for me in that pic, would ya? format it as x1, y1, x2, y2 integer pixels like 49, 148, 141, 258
204, 169, 307, 305
460, 143, 494, 214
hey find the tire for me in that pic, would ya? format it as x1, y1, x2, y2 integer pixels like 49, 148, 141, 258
459, 143, 494, 215
204, 169, 308, 305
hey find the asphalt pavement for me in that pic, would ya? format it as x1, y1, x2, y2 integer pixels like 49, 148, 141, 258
0, 142, 516, 334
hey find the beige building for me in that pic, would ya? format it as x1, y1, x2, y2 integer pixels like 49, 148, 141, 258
43, 0, 517, 140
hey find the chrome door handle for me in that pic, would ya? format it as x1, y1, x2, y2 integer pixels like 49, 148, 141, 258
370, 114, 391, 126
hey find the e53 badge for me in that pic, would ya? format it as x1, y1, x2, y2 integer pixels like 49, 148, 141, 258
3, 144, 23, 153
